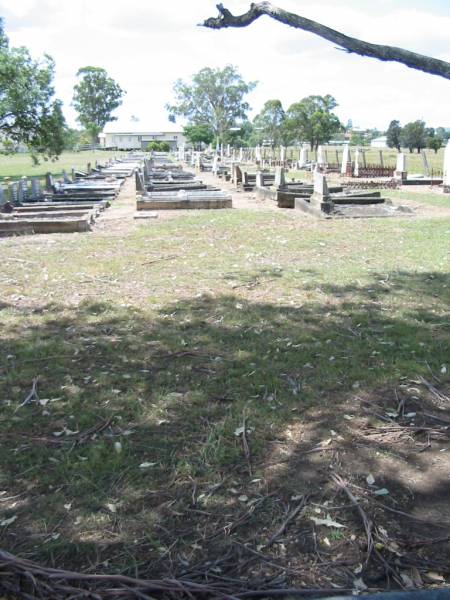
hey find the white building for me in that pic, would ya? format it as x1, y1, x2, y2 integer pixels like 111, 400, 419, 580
99, 130, 187, 151
371, 136, 388, 148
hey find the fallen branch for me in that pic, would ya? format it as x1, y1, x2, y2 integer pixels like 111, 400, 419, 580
265, 495, 308, 548
201, 2, 450, 80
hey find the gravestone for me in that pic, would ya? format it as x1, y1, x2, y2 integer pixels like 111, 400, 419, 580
10, 182, 18, 205
354, 148, 360, 177
317, 145, 325, 166
341, 144, 350, 175
298, 146, 308, 168
395, 153, 407, 180
45, 172, 54, 192
255, 145, 262, 162
274, 166, 286, 188
280, 146, 286, 164
135, 170, 145, 192
310, 171, 333, 214
0, 185, 4, 207
233, 164, 243, 185
239, 147, 244, 162
421, 151, 430, 177
31, 178, 41, 200
255, 171, 265, 188
212, 155, 219, 175
444, 140, 450, 192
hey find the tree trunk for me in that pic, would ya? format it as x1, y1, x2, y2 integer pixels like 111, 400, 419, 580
202, 3, 450, 80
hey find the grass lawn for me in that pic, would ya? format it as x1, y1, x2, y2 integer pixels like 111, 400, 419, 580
1, 198, 449, 593
0, 151, 127, 181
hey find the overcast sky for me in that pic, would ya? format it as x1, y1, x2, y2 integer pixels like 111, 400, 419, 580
1, 0, 449, 132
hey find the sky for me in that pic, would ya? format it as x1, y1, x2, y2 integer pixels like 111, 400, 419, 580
1, 0, 449, 133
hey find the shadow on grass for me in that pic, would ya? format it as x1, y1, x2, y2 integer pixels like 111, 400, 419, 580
0, 270, 449, 589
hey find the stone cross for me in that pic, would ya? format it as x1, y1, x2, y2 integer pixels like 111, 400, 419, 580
341, 144, 350, 175
274, 166, 286, 188
310, 171, 333, 214
444, 139, 450, 191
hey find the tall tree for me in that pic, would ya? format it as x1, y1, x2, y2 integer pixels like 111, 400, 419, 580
202, 3, 450, 80
386, 120, 402, 151
166, 65, 256, 144
72, 67, 125, 146
400, 120, 427, 153
0, 18, 66, 161
183, 124, 215, 149
284, 95, 342, 150
253, 99, 286, 147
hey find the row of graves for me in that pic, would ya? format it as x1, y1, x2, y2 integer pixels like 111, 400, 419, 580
252, 167, 413, 218
202, 139, 450, 190
0, 156, 143, 237
135, 152, 232, 213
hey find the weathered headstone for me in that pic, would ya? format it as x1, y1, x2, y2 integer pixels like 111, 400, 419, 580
444, 140, 450, 192
310, 171, 333, 214
255, 171, 265, 188
280, 146, 286, 164
45, 172, 54, 192
135, 170, 145, 192
395, 153, 407, 180
274, 166, 286, 188
298, 145, 308, 168
341, 144, 350, 175
239, 147, 244, 162
0, 185, 5, 207
212, 154, 219, 175
10, 182, 18, 205
31, 178, 41, 200
421, 150, 430, 177
255, 145, 262, 162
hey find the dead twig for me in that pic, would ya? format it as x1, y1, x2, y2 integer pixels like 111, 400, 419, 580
265, 495, 308, 548
16, 377, 39, 411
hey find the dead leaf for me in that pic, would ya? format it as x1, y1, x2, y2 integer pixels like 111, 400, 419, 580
310, 514, 346, 528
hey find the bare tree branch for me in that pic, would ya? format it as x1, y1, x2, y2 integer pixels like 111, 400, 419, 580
201, 2, 450, 81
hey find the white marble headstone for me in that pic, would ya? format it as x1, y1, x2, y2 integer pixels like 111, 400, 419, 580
396, 152, 406, 173
317, 146, 325, 166
280, 146, 286, 163
444, 140, 450, 186
354, 148, 360, 177
341, 144, 350, 175
313, 171, 329, 197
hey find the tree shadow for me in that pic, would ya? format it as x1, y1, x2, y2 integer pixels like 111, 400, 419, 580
0, 269, 449, 591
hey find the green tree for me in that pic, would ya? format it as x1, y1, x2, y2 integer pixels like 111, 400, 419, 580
436, 127, 450, 141
400, 120, 427, 153
253, 99, 286, 147
284, 95, 342, 150
427, 136, 443, 154
166, 65, 256, 144
72, 66, 125, 147
0, 18, 66, 161
350, 131, 366, 146
183, 124, 214, 149
386, 120, 402, 151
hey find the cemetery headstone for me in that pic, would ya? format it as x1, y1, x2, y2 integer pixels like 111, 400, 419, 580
421, 150, 430, 177
31, 178, 41, 200
255, 171, 265, 188
444, 140, 450, 192
274, 166, 286, 188
354, 149, 360, 177
317, 145, 325, 166
395, 153, 407, 181
341, 144, 350, 175
310, 171, 334, 214
10, 182, 18, 205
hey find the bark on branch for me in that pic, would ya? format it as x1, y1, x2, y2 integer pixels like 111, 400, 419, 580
201, 2, 450, 81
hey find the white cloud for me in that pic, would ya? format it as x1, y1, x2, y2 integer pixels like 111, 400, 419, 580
1, 0, 449, 130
